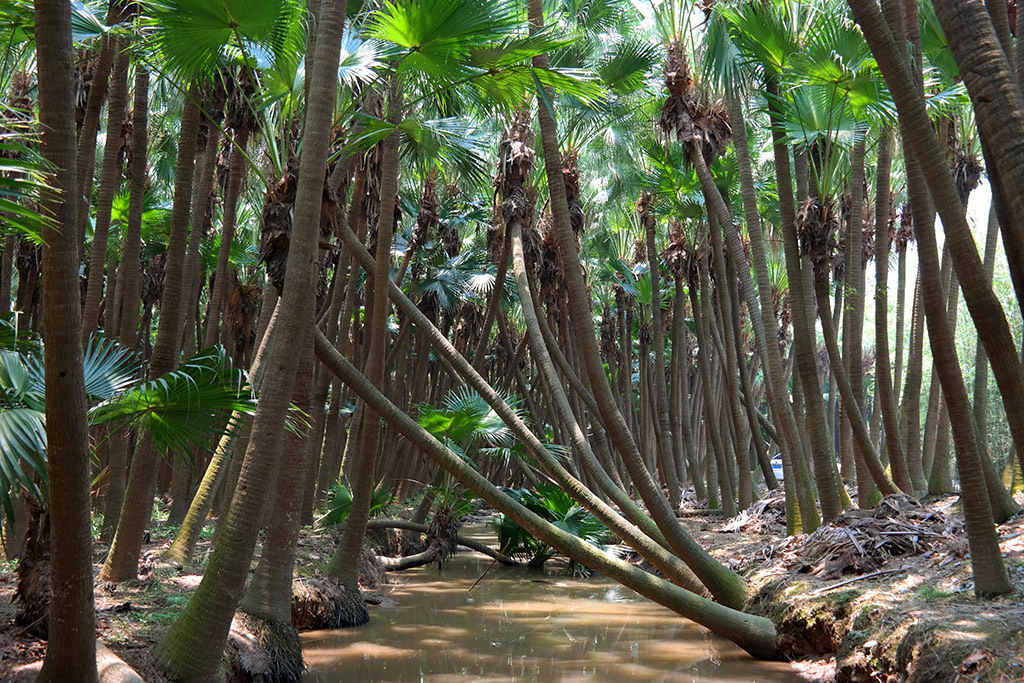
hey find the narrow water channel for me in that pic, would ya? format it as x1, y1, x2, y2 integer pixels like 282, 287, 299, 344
302, 540, 798, 682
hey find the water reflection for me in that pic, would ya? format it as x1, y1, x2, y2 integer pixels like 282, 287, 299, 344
302, 551, 796, 682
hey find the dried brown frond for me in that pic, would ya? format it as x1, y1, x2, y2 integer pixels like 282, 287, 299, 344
658, 40, 732, 163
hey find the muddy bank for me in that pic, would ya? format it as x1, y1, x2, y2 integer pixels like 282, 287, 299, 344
694, 493, 1024, 683
2, 495, 1023, 681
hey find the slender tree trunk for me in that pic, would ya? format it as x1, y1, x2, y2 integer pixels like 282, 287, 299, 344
763, 82, 833, 526
973, 201, 1001, 443
326, 77, 401, 602
100, 66, 149, 542
100, 82, 203, 582
873, 129, 912, 491
203, 127, 250, 348
932, 0, 1024, 317
155, 2, 349, 678
0, 236, 14, 313
34, 0, 98, 679
81, 38, 129, 341
640, 198, 681, 507
526, 0, 747, 608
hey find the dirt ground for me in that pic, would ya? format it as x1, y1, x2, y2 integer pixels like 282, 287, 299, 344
686, 491, 1024, 682
2, 493, 1023, 682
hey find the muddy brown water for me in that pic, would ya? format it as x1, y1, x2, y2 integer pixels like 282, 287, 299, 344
302, 533, 798, 682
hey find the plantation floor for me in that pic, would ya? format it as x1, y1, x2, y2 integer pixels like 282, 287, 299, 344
1, 493, 1023, 682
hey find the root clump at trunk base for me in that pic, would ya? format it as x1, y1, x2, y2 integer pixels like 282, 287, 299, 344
225, 612, 304, 683
290, 576, 369, 631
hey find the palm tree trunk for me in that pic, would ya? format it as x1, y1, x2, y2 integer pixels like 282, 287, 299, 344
762, 82, 834, 526
34, 0, 98, 678
238, 326, 312, 640
100, 81, 203, 583
313, 329, 778, 658
81, 38, 129, 341
873, 129, 912, 491
640, 201, 682, 507
74, 27, 115, 259
842, 137, 879, 504
0, 236, 14, 313
114, 66, 149, 351
155, 1, 349, 677
203, 126, 250, 348
509, 219, 704, 589
525, 0, 747, 608
932, 0, 1024, 318
326, 75, 401, 602
723, 91, 797, 506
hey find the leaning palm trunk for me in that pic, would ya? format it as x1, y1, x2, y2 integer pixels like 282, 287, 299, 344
526, 0, 747, 608
100, 81, 203, 583
973, 203, 1001, 438
81, 38, 129, 341
931, 0, 1024, 316
509, 220, 705, 594
325, 78, 401, 608
851, 0, 1011, 598
312, 330, 778, 659
34, 0, 98, 679
154, 1, 349, 679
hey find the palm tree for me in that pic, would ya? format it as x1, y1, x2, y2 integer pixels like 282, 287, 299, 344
155, 0, 349, 677
527, 0, 748, 610
847, 0, 1012, 597
32, 1, 96, 677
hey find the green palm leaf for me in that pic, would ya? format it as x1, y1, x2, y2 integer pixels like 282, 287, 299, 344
152, 0, 288, 76
0, 407, 46, 522
90, 345, 255, 459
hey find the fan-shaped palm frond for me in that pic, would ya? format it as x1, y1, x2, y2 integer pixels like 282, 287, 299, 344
90, 345, 255, 459
0, 131, 51, 244
317, 481, 393, 527
150, 0, 289, 77
416, 246, 492, 312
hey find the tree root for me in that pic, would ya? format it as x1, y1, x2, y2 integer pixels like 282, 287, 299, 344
291, 576, 369, 631
225, 611, 304, 683
365, 519, 520, 567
